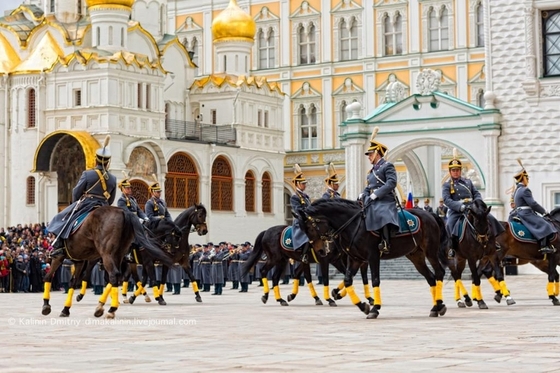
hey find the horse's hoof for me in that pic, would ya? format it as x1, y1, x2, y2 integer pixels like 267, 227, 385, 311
314, 297, 323, 306
42, 305, 51, 316
327, 298, 337, 307
494, 292, 502, 303
506, 297, 516, 306
287, 294, 295, 302
367, 297, 374, 306
358, 302, 370, 315
478, 300, 488, 309
438, 304, 447, 316
76, 294, 84, 302
144, 295, 151, 303
457, 300, 466, 308
331, 289, 342, 300
373, 304, 381, 310
94, 306, 104, 318
279, 299, 289, 306
195, 295, 202, 303
551, 297, 560, 306
59, 309, 70, 317
106, 312, 115, 319
128, 296, 136, 304
261, 294, 268, 304
123, 298, 130, 304
464, 295, 473, 307
158, 299, 167, 306
429, 309, 439, 317
366, 308, 379, 319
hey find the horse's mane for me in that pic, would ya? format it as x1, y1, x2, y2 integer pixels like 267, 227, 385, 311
471, 199, 488, 213
175, 203, 206, 226
307, 198, 360, 215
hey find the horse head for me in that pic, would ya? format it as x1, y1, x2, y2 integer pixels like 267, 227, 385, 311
146, 219, 183, 254
466, 199, 491, 247
192, 203, 208, 236
298, 208, 333, 258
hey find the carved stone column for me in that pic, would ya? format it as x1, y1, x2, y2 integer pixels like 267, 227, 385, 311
522, 3, 540, 97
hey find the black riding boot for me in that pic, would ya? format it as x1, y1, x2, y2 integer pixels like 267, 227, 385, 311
539, 238, 555, 254
300, 242, 310, 264
448, 236, 459, 258
50, 238, 66, 257
378, 226, 391, 255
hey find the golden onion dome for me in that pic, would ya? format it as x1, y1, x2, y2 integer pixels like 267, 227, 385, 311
212, 0, 256, 42
86, 0, 135, 9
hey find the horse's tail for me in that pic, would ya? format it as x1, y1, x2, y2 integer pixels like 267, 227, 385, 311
242, 230, 265, 277
432, 212, 449, 268
126, 212, 174, 267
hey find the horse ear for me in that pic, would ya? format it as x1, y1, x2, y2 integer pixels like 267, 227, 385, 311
487, 205, 492, 214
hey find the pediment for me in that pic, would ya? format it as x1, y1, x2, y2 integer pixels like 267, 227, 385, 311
254, 6, 280, 22
332, 0, 363, 13
290, 1, 321, 18
468, 65, 485, 85
374, 0, 408, 6
176, 16, 202, 33
365, 92, 484, 124
292, 81, 322, 99
333, 77, 364, 95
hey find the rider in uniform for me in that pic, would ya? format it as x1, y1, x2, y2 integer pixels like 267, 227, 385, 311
442, 148, 504, 257
48, 136, 117, 257
360, 127, 399, 255
290, 164, 312, 263
117, 179, 148, 223
145, 182, 172, 222
322, 163, 341, 199
509, 161, 557, 254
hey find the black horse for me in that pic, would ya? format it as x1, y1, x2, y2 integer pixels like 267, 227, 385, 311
446, 199, 514, 309
298, 198, 448, 319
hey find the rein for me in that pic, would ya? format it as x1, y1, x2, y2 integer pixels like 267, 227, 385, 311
464, 209, 489, 246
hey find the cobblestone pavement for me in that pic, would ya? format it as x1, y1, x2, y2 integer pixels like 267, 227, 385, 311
3, 275, 560, 372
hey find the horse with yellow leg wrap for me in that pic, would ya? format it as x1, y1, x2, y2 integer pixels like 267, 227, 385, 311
298, 198, 449, 319
42, 208, 173, 319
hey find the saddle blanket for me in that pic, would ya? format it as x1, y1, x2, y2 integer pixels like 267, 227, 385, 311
281, 226, 295, 250
71, 211, 91, 235
508, 220, 536, 243
368, 210, 421, 238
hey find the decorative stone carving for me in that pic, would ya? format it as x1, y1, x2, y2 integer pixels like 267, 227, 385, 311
127, 147, 157, 177
385, 74, 407, 103
286, 155, 307, 165
541, 85, 560, 98
416, 69, 441, 95
323, 152, 345, 162
345, 101, 362, 119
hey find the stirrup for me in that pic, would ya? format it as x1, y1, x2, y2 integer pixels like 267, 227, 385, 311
378, 240, 390, 254
301, 254, 309, 264
50, 247, 65, 258
539, 245, 556, 254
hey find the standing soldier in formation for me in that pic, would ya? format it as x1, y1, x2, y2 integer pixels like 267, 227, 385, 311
221, 242, 229, 288
91, 260, 106, 295
255, 253, 267, 287
436, 198, 448, 224
200, 244, 213, 292
322, 163, 341, 199
360, 127, 399, 255
228, 245, 240, 290
509, 160, 557, 254
167, 262, 183, 295
211, 244, 229, 295
48, 136, 117, 256
290, 164, 312, 263
238, 242, 251, 292
60, 259, 73, 294
145, 180, 172, 222
423, 199, 434, 213
190, 244, 202, 289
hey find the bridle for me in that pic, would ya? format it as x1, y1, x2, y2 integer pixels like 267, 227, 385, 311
465, 207, 490, 247
305, 208, 363, 257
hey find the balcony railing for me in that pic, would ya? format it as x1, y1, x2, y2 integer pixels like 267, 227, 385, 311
165, 119, 237, 145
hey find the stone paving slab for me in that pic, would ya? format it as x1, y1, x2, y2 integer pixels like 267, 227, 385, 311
2, 275, 560, 372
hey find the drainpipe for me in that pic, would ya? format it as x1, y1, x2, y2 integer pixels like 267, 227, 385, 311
2, 75, 10, 226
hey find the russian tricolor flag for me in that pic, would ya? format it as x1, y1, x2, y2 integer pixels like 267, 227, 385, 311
405, 191, 413, 209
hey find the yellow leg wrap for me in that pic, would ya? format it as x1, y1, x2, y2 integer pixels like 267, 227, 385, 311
499, 280, 510, 297
363, 284, 372, 299
80, 281, 87, 296
323, 285, 330, 300
339, 288, 347, 298
64, 288, 75, 308
43, 282, 52, 301
547, 282, 555, 297
122, 281, 128, 295
436, 280, 443, 302
346, 286, 361, 305
99, 284, 113, 304
152, 286, 160, 298
158, 284, 164, 296
273, 285, 281, 301
472, 284, 482, 300
487, 277, 500, 292
458, 279, 468, 296
430, 286, 436, 306
308, 283, 318, 298
373, 287, 381, 307
262, 278, 269, 294
454, 281, 461, 301
555, 282, 559, 297
337, 281, 345, 290
133, 282, 143, 297
192, 281, 199, 293
110, 287, 119, 308
291, 279, 300, 295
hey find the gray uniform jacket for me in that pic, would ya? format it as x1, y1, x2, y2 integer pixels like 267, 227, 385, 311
48, 165, 117, 239
362, 158, 399, 232
166, 263, 182, 284
200, 252, 213, 284
290, 190, 311, 249
145, 197, 172, 222
510, 183, 556, 241
322, 189, 341, 199
117, 195, 147, 219
212, 250, 228, 284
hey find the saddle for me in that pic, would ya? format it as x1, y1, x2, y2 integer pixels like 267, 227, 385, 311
280, 227, 295, 251
70, 211, 92, 235
508, 220, 537, 243
370, 210, 421, 238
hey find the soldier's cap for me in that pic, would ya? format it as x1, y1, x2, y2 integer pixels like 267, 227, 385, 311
365, 127, 388, 156
150, 182, 162, 192
194, 244, 202, 248
231, 244, 238, 249
244, 241, 251, 246
448, 148, 462, 170
219, 241, 226, 245
207, 242, 213, 247
119, 179, 131, 189
439, 198, 444, 203
214, 244, 220, 248
325, 163, 339, 185
424, 198, 430, 204
292, 163, 307, 184
414, 198, 419, 203
514, 158, 528, 182
95, 135, 111, 164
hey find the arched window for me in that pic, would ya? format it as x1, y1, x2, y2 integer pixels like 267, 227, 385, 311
262, 172, 272, 213
340, 17, 358, 60
27, 88, 36, 128
96, 27, 100, 46
166, 153, 199, 208
121, 27, 125, 47
428, 6, 449, 51
211, 156, 233, 211
26, 176, 35, 205
340, 100, 348, 125
476, 89, 486, 108
298, 23, 316, 65
108, 26, 113, 45
475, 2, 484, 47
384, 13, 403, 56
258, 28, 276, 69
300, 104, 318, 150
131, 180, 149, 210
190, 37, 199, 75
543, 10, 560, 77
245, 171, 255, 212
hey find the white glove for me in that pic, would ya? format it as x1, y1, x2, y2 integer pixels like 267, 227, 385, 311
138, 218, 144, 224
370, 193, 378, 201
358, 193, 363, 200
460, 205, 466, 212
143, 217, 150, 223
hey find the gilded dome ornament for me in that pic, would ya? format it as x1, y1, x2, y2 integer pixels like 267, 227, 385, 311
212, 0, 256, 42
86, 0, 135, 10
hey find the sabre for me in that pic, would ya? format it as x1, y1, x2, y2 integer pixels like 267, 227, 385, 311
50, 198, 83, 248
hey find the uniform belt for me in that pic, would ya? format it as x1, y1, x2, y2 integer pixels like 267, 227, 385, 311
62, 265, 72, 268
231, 260, 239, 263
83, 194, 106, 200
516, 206, 532, 210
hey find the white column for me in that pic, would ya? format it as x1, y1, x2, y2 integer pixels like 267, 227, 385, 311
321, 0, 331, 62
409, 0, 420, 53
203, 10, 213, 76
281, 0, 290, 67
234, 178, 246, 217
322, 77, 333, 149
344, 138, 368, 200
481, 127, 503, 217
364, 0, 374, 57
456, 0, 467, 49
457, 65, 467, 101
